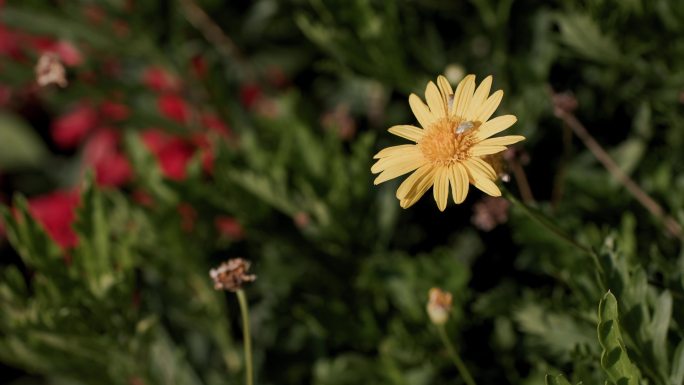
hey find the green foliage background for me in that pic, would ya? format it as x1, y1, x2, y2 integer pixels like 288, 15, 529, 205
1, 0, 684, 384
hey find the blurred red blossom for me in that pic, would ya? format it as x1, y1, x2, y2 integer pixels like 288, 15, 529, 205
132, 190, 154, 207
31, 39, 83, 67
191, 55, 208, 79
143, 67, 180, 92
141, 130, 195, 181
99, 100, 130, 121
51, 104, 99, 149
239, 83, 262, 109
27, 190, 80, 249
83, 128, 132, 187
214, 216, 244, 240
157, 94, 189, 123
177, 203, 196, 232
201, 113, 232, 137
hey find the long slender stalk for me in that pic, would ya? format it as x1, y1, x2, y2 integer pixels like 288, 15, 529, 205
503, 189, 605, 283
553, 107, 683, 240
236, 289, 253, 385
503, 190, 591, 255
436, 325, 477, 385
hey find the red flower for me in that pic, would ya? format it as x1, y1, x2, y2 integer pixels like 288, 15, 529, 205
141, 130, 194, 181
83, 128, 132, 187
239, 83, 262, 109
157, 94, 189, 123
100, 101, 130, 121
214, 216, 244, 239
94, 153, 131, 187
31, 38, 83, 67
0, 26, 23, 60
132, 190, 154, 207
177, 203, 196, 232
51, 104, 99, 149
201, 113, 231, 137
191, 55, 208, 79
27, 190, 80, 249
50, 41, 83, 67
142, 67, 179, 92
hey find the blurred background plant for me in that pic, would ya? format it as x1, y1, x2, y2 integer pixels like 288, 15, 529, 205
1, 0, 684, 384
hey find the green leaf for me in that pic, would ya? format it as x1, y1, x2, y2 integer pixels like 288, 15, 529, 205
671, 341, 684, 385
545, 374, 573, 385
597, 291, 641, 385
556, 13, 622, 64
0, 113, 49, 170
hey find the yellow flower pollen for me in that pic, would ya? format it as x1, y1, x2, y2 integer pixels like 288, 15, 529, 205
419, 118, 479, 166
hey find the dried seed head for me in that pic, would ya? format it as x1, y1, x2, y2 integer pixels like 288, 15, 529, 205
427, 287, 453, 325
35, 53, 68, 88
209, 258, 256, 291
471, 196, 510, 232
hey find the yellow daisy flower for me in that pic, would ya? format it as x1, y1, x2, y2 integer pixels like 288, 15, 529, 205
371, 75, 524, 211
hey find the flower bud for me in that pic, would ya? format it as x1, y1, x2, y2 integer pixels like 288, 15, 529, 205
427, 287, 453, 325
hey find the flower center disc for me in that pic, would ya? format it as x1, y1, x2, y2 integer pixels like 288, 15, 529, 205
419, 118, 476, 165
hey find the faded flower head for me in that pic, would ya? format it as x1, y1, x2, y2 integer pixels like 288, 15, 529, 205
35, 53, 68, 88
427, 287, 453, 325
371, 75, 524, 211
210, 258, 256, 291
471, 196, 510, 231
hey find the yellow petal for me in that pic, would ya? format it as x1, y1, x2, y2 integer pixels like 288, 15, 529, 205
468, 166, 501, 197
425, 81, 447, 118
399, 166, 437, 208
465, 158, 497, 180
372, 149, 425, 179
473, 90, 503, 123
399, 173, 434, 209
409, 94, 436, 129
433, 167, 449, 211
470, 145, 507, 156
478, 135, 525, 147
449, 163, 469, 204
388, 125, 424, 142
437, 75, 453, 105
373, 144, 416, 159
396, 164, 432, 199
474, 115, 517, 141
452, 74, 476, 118
464, 76, 492, 121
370, 147, 421, 173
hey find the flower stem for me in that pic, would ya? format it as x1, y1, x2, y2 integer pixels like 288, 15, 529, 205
236, 289, 253, 385
503, 190, 592, 255
436, 324, 477, 385
503, 189, 606, 284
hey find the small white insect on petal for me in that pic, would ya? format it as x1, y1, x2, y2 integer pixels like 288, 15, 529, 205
455, 120, 474, 135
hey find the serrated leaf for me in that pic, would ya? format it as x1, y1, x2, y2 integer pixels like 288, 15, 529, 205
597, 291, 641, 385
72, 178, 114, 298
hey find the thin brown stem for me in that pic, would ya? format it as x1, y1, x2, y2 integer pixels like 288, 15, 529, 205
554, 108, 683, 240
179, 0, 255, 79
508, 156, 535, 204
551, 123, 573, 208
